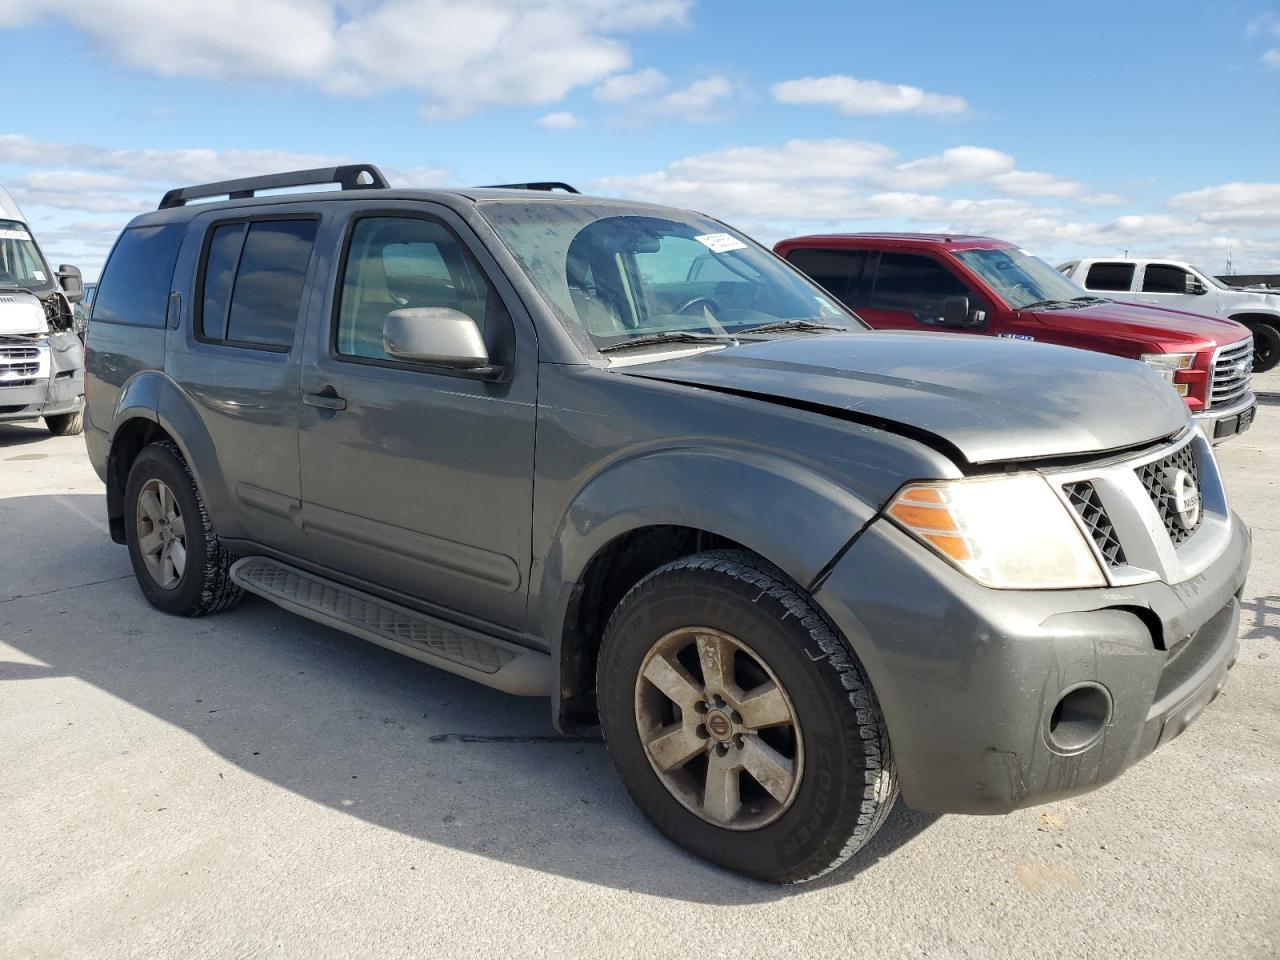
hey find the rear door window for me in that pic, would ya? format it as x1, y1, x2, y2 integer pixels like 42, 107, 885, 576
1083, 262, 1135, 292
197, 218, 318, 350
93, 223, 187, 327
785, 248, 871, 308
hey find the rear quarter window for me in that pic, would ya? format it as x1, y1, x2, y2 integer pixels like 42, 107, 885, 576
92, 223, 187, 327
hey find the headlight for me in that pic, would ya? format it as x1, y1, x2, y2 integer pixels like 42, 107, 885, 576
1141, 352, 1194, 396
887, 475, 1106, 589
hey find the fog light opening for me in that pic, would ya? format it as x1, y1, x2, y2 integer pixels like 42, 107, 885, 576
1045, 682, 1112, 755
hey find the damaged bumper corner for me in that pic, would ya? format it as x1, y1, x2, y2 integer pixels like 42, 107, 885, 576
814, 513, 1250, 815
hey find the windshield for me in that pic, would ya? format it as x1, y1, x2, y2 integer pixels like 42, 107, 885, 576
0, 219, 54, 293
953, 246, 1089, 310
479, 201, 856, 350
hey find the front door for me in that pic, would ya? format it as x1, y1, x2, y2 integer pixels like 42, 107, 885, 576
856, 251, 989, 333
297, 204, 538, 631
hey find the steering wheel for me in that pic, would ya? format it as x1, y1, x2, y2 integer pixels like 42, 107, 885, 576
675, 295, 722, 317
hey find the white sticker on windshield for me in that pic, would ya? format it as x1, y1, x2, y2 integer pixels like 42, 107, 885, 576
0, 229, 32, 241
33, 270, 45, 281
694, 232, 747, 254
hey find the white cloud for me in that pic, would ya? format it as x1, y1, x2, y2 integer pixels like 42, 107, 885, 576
0, 134, 459, 273
0, 0, 688, 117
537, 111, 584, 130
651, 75, 734, 121
989, 170, 1088, 198
772, 74, 968, 117
1264, 48, 1280, 68
593, 140, 1280, 271
593, 67, 667, 101
874, 146, 1013, 191
1169, 182, 1280, 226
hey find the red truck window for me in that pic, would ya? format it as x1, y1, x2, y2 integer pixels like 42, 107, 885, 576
785, 248, 870, 307
870, 252, 969, 313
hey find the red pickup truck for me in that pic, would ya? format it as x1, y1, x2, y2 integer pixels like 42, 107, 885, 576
775, 233, 1257, 442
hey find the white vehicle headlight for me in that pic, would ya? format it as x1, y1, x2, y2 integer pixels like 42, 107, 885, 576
886, 475, 1105, 589
1141, 352, 1195, 395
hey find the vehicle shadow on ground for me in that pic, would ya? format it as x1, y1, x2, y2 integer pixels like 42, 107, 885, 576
0, 423, 56, 450
0, 493, 938, 903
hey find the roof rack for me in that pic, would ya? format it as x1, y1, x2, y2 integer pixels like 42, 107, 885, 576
480, 181, 580, 194
158, 163, 390, 210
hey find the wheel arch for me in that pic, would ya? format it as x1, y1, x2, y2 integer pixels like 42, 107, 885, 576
539, 446, 879, 731
105, 372, 229, 545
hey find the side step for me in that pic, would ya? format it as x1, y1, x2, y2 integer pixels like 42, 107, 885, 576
229, 557, 551, 696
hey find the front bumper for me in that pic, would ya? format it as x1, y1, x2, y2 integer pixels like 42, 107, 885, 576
0, 376, 85, 422
815, 512, 1251, 815
1193, 390, 1256, 443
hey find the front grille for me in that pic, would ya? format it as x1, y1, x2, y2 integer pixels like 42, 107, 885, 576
1065, 481, 1127, 566
1, 346, 43, 387
1208, 338, 1253, 409
1135, 440, 1202, 546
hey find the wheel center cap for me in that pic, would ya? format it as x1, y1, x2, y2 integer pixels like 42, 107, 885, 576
705, 708, 734, 742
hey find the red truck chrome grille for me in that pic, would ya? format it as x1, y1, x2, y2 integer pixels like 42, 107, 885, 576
1207, 339, 1252, 409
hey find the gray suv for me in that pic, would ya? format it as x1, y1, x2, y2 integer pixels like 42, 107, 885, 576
84, 165, 1250, 883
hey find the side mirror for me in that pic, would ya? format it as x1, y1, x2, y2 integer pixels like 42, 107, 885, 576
940, 295, 971, 327
57, 264, 84, 304
1185, 275, 1207, 295
383, 307, 492, 371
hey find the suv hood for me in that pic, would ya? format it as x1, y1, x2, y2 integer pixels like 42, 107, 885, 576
1032, 300, 1250, 348
619, 332, 1189, 466
0, 290, 49, 336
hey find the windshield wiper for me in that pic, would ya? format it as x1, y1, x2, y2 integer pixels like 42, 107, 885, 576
737, 319, 846, 335
1018, 298, 1079, 311
598, 331, 737, 353
1072, 296, 1109, 304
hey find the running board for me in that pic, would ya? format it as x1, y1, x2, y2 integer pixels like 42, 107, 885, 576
229, 557, 551, 696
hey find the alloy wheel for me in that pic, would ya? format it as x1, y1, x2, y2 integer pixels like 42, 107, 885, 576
634, 627, 804, 830
136, 478, 187, 589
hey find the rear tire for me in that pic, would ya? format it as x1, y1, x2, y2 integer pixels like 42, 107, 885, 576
45, 411, 83, 436
596, 549, 898, 883
124, 441, 243, 617
1247, 321, 1280, 373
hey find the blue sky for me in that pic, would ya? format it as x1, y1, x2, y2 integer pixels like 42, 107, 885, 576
2, 0, 1278, 278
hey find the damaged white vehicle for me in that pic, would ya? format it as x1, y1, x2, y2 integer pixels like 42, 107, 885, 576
0, 187, 86, 436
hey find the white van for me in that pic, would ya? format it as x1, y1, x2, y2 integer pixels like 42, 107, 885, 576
0, 187, 87, 435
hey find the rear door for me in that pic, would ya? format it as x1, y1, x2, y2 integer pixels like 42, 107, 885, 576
1080, 261, 1139, 303
164, 207, 322, 555
781, 247, 872, 315
296, 202, 538, 631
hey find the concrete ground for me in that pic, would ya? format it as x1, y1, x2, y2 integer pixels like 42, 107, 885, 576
1, 398, 1277, 960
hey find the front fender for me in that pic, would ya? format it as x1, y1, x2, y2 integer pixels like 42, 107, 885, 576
537, 443, 879, 724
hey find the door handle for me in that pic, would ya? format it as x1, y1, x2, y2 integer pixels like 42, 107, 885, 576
303, 388, 347, 411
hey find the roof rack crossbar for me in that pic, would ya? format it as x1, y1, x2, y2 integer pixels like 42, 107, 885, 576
480, 181, 580, 194
158, 163, 390, 210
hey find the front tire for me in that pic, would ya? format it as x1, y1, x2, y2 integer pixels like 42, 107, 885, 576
124, 441, 243, 617
1248, 320, 1280, 373
596, 550, 898, 883
45, 411, 83, 436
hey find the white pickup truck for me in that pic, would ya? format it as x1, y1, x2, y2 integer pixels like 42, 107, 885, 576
1058, 257, 1280, 372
